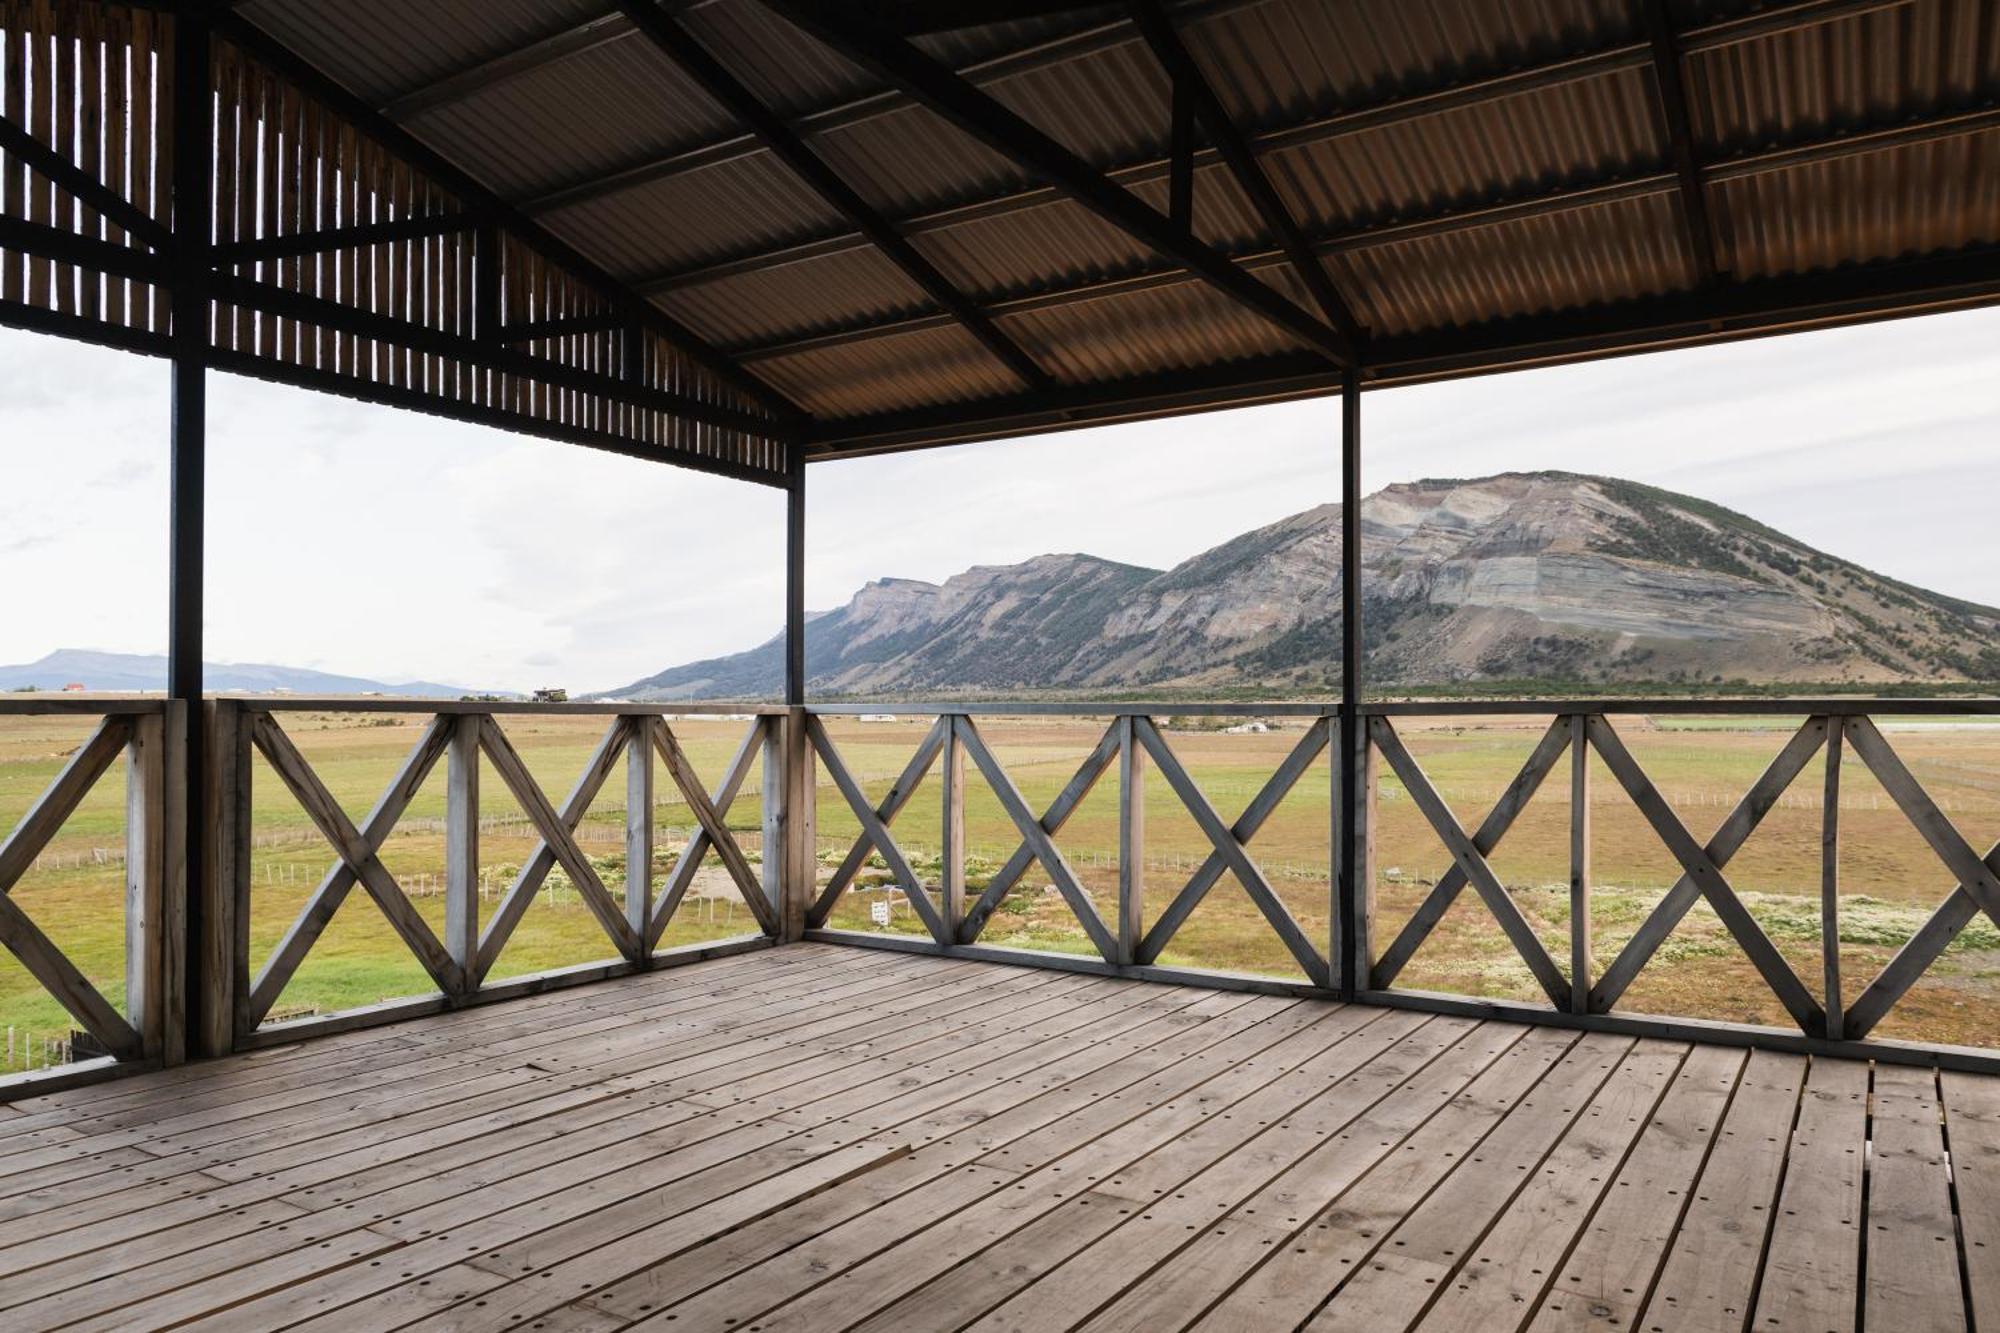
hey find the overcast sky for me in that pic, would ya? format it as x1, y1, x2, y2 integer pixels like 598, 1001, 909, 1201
3, 304, 1998, 694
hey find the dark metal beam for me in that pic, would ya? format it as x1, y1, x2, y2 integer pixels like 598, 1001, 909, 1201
1641, 0, 1721, 284
0, 217, 169, 283
499, 311, 632, 344
381, 9, 631, 121
0, 112, 172, 250
1128, 0, 1361, 340
802, 244, 2000, 457
522, 0, 1265, 217
1336, 366, 1362, 999
169, 5, 214, 1061
208, 271, 785, 439
717, 98, 2000, 364
612, 0, 1055, 392
630, 0, 1908, 300
212, 8, 808, 433
765, 2, 1355, 366
784, 448, 806, 705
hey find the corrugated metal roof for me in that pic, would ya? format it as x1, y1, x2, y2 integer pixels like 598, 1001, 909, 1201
235, 0, 2000, 454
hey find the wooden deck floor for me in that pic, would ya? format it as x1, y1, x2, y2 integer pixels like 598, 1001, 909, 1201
2, 944, 1996, 1332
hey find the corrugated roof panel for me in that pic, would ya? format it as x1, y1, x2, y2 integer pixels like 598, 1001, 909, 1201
1687, 0, 1993, 149
752, 326, 1025, 417
653, 247, 935, 346
406, 37, 736, 198
238, 0, 609, 105
540, 152, 847, 276
907, 198, 1157, 299
1254, 67, 1663, 235
1715, 130, 2000, 279
999, 278, 1309, 385
1182, 0, 1642, 124
808, 104, 1027, 216
1329, 191, 1695, 335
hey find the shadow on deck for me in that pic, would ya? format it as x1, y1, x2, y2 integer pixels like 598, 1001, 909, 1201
0, 942, 1987, 1332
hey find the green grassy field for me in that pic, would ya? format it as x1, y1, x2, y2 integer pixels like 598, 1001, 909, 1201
6, 707, 2000, 1073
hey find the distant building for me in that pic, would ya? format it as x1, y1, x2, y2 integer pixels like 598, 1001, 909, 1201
857, 714, 898, 723
533, 687, 569, 703
61, 682, 86, 692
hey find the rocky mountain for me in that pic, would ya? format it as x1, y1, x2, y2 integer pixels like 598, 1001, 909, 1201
602, 472, 2000, 699
0, 649, 481, 698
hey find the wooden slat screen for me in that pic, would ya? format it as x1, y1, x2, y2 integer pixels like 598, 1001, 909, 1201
0, 4, 788, 483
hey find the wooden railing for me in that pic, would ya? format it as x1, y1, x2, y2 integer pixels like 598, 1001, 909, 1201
801, 699, 2000, 1068
0, 698, 182, 1093
11, 694, 2000, 1093
201, 700, 791, 1053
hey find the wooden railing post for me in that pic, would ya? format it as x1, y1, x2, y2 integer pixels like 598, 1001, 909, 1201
758, 715, 782, 933
1822, 716, 1844, 1040
627, 715, 656, 953
942, 715, 967, 941
1569, 714, 1592, 1015
125, 707, 168, 1061
444, 713, 481, 994
775, 707, 816, 942
196, 699, 250, 1058
1335, 713, 1377, 997
1117, 715, 1144, 966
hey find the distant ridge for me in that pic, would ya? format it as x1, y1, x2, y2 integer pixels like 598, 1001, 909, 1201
0, 649, 484, 698
598, 472, 2000, 700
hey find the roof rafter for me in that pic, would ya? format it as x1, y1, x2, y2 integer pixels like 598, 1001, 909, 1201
631, 0, 1907, 299
762, 0, 1355, 367
610, 0, 1055, 392
519, 0, 1266, 217
211, 8, 810, 433
1127, 0, 1360, 340
1641, 0, 1722, 284
720, 99, 2000, 364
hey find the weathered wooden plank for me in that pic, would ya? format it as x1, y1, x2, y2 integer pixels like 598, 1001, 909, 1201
1523, 1043, 1746, 1331
1864, 1063, 1966, 1332
480, 714, 641, 961
1272, 1033, 1636, 1333
654, 720, 777, 935
807, 714, 948, 942
957, 715, 1117, 959
1586, 716, 1822, 1032
444, 712, 480, 985
1589, 716, 1828, 1013
248, 712, 456, 1012
1136, 716, 1328, 985
1117, 715, 1143, 966
960, 718, 1122, 945
1372, 717, 1569, 1008
1140, 717, 1330, 965
807, 715, 946, 927
1748, 1056, 1868, 1333
1943, 1068, 2000, 1331
1634, 1049, 1808, 1332
653, 716, 767, 946
1414, 1040, 1692, 1332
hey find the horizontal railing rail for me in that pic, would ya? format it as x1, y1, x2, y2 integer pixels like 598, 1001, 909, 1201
0, 696, 183, 1096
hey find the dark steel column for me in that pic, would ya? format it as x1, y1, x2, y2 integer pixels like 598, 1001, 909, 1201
1335, 368, 1363, 997
784, 447, 806, 705
170, 10, 213, 1052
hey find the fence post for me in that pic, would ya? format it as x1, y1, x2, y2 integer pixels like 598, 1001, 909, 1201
774, 707, 815, 942
445, 713, 481, 994
125, 707, 169, 1061
195, 700, 250, 1058
1117, 715, 1144, 966
942, 715, 966, 942
1569, 714, 1592, 1014
1335, 715, 1378, 998
627, 715, 656, 955
1822, 716, 1844, 1040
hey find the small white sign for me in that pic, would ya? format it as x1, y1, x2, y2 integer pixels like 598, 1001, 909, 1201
870, 900, 892, 928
